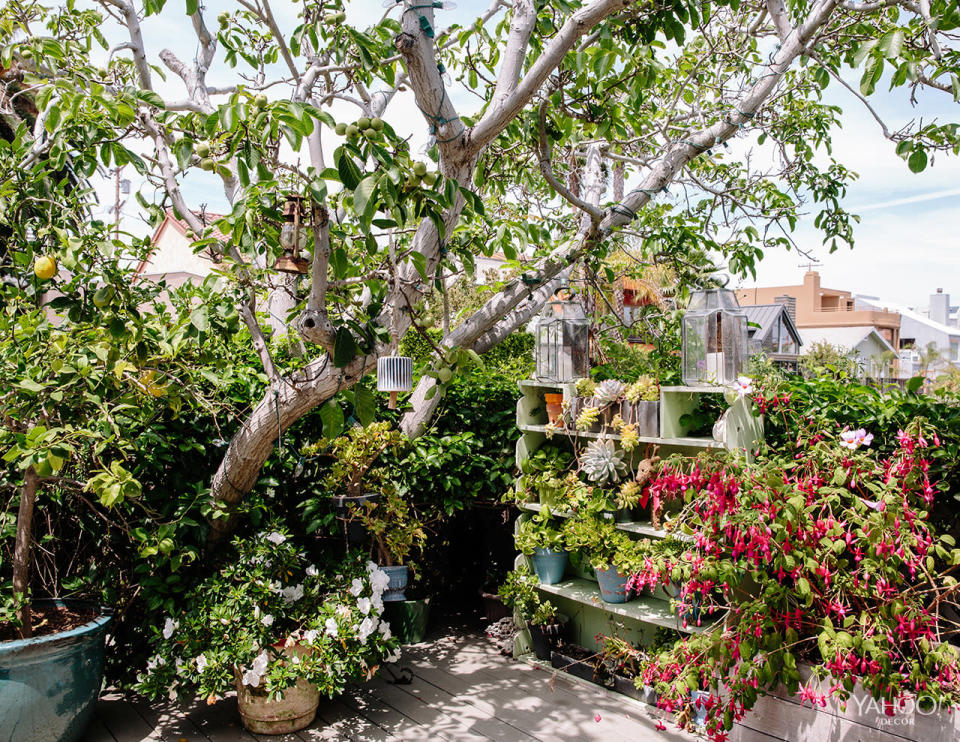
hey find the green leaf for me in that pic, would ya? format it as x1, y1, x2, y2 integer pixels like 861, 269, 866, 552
19, 379, 46, 393
906, 375, 925, 393
186, 0, 198, 14
879, 30, 904, 59
333, 327, 357, 367
354, 386, 376, 427
336, 151, 362, 190
908, 149, 928, 173
860, 55, 883, 96
353, 174, 379, 216
190, 306, 210, 332
320, 401, 345, 440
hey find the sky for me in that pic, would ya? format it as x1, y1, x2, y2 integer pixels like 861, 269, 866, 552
82, 0, 959, 311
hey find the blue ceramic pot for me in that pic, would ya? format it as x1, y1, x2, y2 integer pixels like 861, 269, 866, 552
0, 600, 111, 742
379, 565, 409, 602
595, 565, 629, 604
531, 548, 568, 585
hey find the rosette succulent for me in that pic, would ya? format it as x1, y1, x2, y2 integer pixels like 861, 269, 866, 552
593, 380, 626, 406
625, 375, 659, 403
580, 440, 628, 484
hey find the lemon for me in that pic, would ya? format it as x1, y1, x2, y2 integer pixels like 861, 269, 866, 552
34, 256, 57, 280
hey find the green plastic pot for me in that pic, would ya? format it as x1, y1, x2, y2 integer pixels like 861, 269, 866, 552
0, 600, 111, 742
383, 598, 431, 644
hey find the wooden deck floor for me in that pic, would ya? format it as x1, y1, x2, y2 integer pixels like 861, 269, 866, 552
83, 630, 689, 742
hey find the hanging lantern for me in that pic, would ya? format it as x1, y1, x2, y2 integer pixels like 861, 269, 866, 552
681, 288, 748, 386
377, 356, 413, 409
275, 193, 311, 274
534, 286, 590, 383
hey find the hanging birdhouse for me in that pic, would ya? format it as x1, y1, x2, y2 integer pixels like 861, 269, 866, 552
681, 288, 748, 386
534, 286, 590, 383
377, 355, 413, 409
275, 193, 311, 274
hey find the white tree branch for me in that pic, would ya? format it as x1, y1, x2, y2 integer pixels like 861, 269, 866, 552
765, 0, 794, 41
537, 98, 604, 221
491, 0, 537, 107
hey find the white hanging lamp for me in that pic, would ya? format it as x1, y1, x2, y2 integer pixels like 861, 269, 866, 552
377, 355, 413, 409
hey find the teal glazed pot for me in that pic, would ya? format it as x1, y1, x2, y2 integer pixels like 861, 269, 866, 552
531, 548, 568, 585
380, 565, 409, 602
595, 565, 630, 604
0, 600, 112, 742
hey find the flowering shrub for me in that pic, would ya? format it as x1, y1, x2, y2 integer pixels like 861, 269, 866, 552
136, 529, 399, 702
631, 422, 960, 740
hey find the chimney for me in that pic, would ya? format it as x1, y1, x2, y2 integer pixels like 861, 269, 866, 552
774, 294, 797, 323
930, 290, 949, 325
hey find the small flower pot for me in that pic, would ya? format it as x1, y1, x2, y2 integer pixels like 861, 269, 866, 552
379, 564, 409, 602
612, 674, 647, 703
235, 647, 319, 735
595, 565, 630, 604
531, 548, 568, 585
480, 591, 511, 621
690, 689, 710, 727
528, 613, 569, 661
544, 393, 564, 425
331, 493, 379, 544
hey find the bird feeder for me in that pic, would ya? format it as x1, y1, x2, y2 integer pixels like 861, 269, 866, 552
377, 355, 413, 409
681, 288, 748, 386
534, 287, 590, 383
275, 193, 311, 274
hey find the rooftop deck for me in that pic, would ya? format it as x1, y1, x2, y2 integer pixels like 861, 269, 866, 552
84, 630, 686, 742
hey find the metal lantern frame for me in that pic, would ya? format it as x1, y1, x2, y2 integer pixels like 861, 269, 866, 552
275, 193, 311, 274
681, 288, 748, 386
534, 288, 590, 383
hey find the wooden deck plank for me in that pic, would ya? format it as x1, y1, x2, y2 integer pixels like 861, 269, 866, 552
339, 685, 436, 741
93, 694, 156, 742
126, 694, 210, 742
83, 715, 118, 742
183, 695, 257, 742
313, 695, 396, 742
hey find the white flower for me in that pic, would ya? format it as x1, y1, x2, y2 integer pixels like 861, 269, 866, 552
265, 531, 286, 544
252, 651, 269, 674
840, 428, 874, 450
357, 617, 378, 642
337, 605, 352, 618
379, 622, 392, 640
146, 655, 165, 671
366, 561, 378, 574
162, 617, 178, 640
370, 569, 390, 594
303, 629, 319, 644
349, 578, 364, 597
306, 565, 318, 577
261, 614, 275, 627
241, 669, 261, 687
281, 584, 304, 603
385, 649, 401, 663
731, 376, 753, 398
357, 597, 372, 615
325, 617, 339, 638
372, 593, 384, 614
195, 654, 208, 672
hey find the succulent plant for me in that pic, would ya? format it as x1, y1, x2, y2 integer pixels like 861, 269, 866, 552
593, 380, 626, 405
576, 378, 597, 397
625, 375, 659, 403
580, 439, 628, 484
575, 403, 600, 431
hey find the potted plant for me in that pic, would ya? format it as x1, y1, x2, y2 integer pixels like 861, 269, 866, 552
356, 486, 427, 602
136, 529, 400, 734
623, 375, 660, 435
301, 422, 401, 542
498, 566, 568, 661
515, 511, 568, 584
561, 517, 635, 603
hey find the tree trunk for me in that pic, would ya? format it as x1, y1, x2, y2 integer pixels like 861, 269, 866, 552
12, 466, 39, 639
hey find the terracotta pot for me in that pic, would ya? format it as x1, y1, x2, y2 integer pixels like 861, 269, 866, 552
235, 646, 319, 735
544, 393, 564, 425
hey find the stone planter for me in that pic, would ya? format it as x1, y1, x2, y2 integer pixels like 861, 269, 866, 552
0, 600, 112, 742
384, 597, 431, 644
331, 493, 379, 544
528, 614, 569, 661
550, 646, 608, 685
379, 564, 409, 602
235, 646, 319, 735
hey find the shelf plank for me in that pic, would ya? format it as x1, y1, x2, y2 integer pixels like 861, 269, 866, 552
536, 578, 719, 635
518, 503, 670, 540
516, 423, 721, 450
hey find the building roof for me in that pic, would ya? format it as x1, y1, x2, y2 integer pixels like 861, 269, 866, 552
135, 209, 225, 277
855, 295, 960, 338
799, 326, 895, 355
742, 304, 802, 347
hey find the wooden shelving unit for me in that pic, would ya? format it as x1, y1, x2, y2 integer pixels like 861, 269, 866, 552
511, 378, 761, 655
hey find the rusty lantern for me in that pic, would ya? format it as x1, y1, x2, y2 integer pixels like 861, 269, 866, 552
275, 193, 311, 274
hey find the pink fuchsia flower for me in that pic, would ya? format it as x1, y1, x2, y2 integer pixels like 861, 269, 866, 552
840, 428, 873, 450
594, 714, 602, 722
731, 376, 753, 397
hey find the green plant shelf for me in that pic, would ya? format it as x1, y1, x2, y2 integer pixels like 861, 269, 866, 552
536, 578, 719, 636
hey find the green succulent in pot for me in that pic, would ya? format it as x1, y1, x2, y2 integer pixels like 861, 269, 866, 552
514, 512, 565, 555
580, 439, 628, 484
561, 516, 633, 570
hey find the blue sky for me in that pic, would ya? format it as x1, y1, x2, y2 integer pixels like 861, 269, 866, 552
87, 0, 959, 309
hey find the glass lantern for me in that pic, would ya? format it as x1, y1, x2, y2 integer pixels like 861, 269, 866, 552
275, 193, 311, 274
534, 289, 590, 383
681, 289, 748, 386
